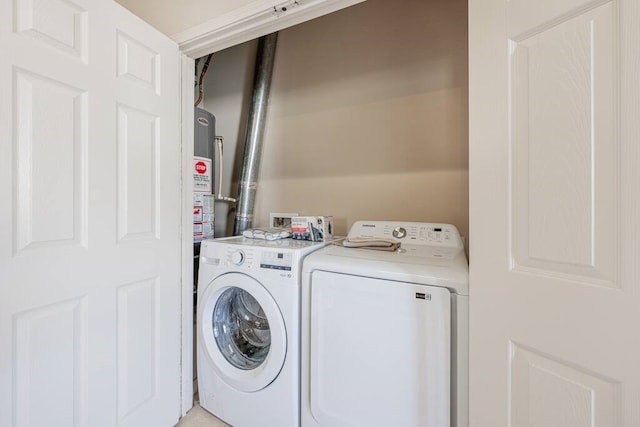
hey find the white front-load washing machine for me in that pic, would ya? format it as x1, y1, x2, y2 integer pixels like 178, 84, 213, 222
301, 221, 469, 427
197, 236, 329, 427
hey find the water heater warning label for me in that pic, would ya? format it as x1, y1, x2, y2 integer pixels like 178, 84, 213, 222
193, 156, 212, 193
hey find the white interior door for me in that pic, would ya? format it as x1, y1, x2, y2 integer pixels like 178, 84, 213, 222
470, 0, 639, 425
0, 0, 182, 426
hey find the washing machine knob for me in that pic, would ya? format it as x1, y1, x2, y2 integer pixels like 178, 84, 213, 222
230, 250, 245, 265
392, 227, 407, 239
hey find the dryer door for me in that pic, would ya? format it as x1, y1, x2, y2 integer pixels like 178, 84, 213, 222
305, 271, 451, 427
198, 272, 286, 392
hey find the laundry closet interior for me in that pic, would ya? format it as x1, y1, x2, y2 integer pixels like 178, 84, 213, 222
128, 0, 469, 419
184, 0, 469, 409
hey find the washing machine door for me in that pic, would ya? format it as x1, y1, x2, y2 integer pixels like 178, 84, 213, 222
199, 272, 286, 392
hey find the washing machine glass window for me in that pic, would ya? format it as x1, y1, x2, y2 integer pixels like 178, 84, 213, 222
213, 287, 271, 370
199, 272, 287, 392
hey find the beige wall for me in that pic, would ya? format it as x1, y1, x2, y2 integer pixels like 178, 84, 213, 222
252, 0, 469, 240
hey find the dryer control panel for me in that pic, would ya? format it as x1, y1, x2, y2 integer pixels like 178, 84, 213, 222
348, 221, 463, 248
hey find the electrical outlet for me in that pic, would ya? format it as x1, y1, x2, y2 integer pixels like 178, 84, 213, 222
270, 212, 298, 228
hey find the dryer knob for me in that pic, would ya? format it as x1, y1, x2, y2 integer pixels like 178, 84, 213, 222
392, 227, 407, 239
230, 250, 245, 265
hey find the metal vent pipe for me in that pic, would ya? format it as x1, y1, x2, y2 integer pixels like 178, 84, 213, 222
233, 32, 278, 235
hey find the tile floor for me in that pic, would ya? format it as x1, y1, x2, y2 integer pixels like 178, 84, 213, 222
175, 402, 230, 427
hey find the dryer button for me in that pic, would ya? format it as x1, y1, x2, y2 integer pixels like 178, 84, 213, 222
230, 250, 245, 265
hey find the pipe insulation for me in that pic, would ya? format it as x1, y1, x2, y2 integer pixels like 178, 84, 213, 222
233, 32, 279, 235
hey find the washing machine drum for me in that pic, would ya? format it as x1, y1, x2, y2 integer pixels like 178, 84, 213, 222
213, 287, 271, 369
200, 273, 287, 392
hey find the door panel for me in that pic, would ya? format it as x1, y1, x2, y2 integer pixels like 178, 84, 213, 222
115, 104, 160, 242
13, 296, 89, 427
470, 0, 639, 425
0, 0, 182, 426
509, 343, 619, 426
511, 2, 617, 287
14, 69, 88, 253
15, 0, 89, 62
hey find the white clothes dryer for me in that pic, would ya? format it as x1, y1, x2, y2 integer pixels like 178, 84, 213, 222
197, 236, 329, 427
301, 221, 469, 427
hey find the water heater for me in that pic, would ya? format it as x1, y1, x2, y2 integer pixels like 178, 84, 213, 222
193, 108, 216, 289
195, 107, 215, 159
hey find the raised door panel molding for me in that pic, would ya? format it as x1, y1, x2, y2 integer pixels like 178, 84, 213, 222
117, 278, 159, 424
173, 0, 366, 57
507, 0, 613, 40
509, 342, 620, 427
13, 69, 88, 254
116, 31, 160, 95
509, 3, 618, 287
116, 104, 160, 243
13, 297, 89, 427
14, 0, 88, 62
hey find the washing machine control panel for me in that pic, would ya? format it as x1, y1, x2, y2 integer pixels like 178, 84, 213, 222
260, 251, 293, 271
199, 238, 322, 280
219, 246, 295, 272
